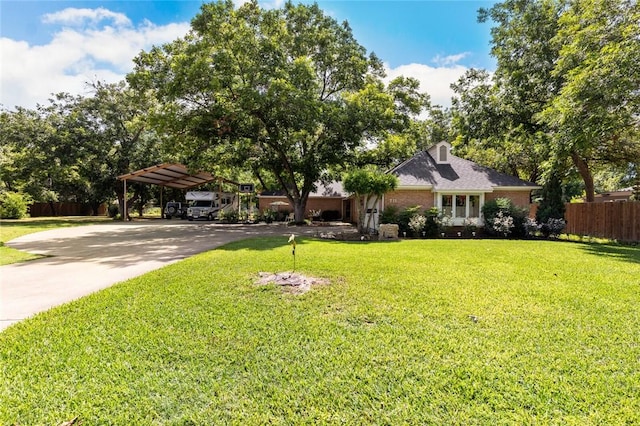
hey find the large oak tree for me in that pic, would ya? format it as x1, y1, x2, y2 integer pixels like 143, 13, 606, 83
451, 1, 564, 185
541, 0, 640, 200
128, 0, 426, 222
453, 0, 639, 202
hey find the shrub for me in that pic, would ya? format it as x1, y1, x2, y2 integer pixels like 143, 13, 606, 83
219, 209, 239, 223
541, 218, 566, 238
107, 204, 119, 218
524, 218, 541, 237
261, 209, 276, 223
408, 214, 427, 237
424, 207, 441, 238
320, 210, 340, 221
492, 211, 515, 237
462, 218, 478, 237
397, 206, 422, 236
0, 191, 31, 219
308, 209, 322, 220
380, 206, 399, 224
482, 198, 527, 238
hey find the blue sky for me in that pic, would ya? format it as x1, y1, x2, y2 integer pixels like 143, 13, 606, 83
0, 0, 497, 110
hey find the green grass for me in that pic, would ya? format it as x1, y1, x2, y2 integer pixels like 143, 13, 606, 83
0, 216, 110, 265
1, 238, 639, 424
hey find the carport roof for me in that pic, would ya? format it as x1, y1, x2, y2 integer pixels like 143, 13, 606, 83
117, 163, 237, 190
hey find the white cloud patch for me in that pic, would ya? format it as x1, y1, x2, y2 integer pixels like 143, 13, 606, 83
43, 7, 132, 28
432, 52, 470, 67
1, 8, 189, 110
384, 61, 469, 109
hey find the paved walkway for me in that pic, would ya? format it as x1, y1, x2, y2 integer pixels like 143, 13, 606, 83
1, 221, 351, 332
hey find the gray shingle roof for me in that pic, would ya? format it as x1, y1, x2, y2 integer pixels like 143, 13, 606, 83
259, 181, 347, 198
390, 149, 539, 191
309, 181, 347, 197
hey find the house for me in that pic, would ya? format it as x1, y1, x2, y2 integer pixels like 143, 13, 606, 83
258, 181, 356, 222
380, 141, 541, 226
593, 187, 633, 203
257, 141, 540, 227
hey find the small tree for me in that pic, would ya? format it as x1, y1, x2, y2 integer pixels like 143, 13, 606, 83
536, 170, 565, 224
535, 170, 568, 237
0, 191, 31, 219
343, 168, 398, 234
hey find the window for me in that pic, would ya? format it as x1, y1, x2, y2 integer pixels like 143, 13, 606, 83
455, 195, 466, 218
440, 194, 483, 222
442, 195, 453, 217
469, 195, 480, 217
439, 145, 448, 162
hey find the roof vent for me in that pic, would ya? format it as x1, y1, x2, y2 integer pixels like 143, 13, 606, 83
430, 141, 451, 164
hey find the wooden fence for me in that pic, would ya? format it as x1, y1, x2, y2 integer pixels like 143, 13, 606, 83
29, 202, 106, 217
564, 202, 640, 242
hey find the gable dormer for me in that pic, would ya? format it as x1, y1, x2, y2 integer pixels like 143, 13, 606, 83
428, 141, 452, 165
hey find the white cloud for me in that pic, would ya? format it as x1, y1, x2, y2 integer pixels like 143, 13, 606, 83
432, 52, 470, 67
1, 6, 471, 112
42, 7, 132, 28
1, 8, 190, 110
384, 61, 469, 109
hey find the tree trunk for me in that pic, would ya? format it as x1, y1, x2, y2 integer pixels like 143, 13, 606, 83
48, 201, 56, 216
117, 193, 139, 221
89, 201, 101, 216
292, 202, 304, 223
117, 195, 128, 221
571, 151, 595, 202
355, 195, 366, 234
364, 194, 379, 232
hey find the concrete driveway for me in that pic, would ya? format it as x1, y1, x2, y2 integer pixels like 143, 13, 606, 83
1, 221, 346, 332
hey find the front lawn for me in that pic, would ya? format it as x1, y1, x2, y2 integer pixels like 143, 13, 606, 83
1, 238, 639, 424
0, 217, 110, 265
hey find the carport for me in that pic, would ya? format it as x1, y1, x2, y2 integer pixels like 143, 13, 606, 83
117, 163, 239, 218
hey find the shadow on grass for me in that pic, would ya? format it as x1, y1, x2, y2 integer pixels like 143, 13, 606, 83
0, 217, 109, 227
216, 235, 399, 252
577, 242, 640, 264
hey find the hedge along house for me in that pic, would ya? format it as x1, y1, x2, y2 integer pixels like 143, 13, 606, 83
257, 181, 356, 222
382, 141, 541, 227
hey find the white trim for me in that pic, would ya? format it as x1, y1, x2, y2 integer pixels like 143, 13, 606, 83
436, 192, 485, 226
436, 189, 488, 194
493, 186, 542, 191
395, 185, 434, 190
396, 185, 539, 192
434, 141, 452, 165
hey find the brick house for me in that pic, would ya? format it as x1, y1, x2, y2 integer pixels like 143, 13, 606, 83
257, 141, 540, 227
381, 141, 540, 227
258, 181, 356, 222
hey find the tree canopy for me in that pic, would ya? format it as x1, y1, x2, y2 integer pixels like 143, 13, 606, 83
540, 0, 640, 200
452, 0, 639, 202
128, 0, 427, 221
343, 167, 398, 233
0, 82, 162, 215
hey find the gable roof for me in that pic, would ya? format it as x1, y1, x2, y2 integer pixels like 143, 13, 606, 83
389, 146, 540, 192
